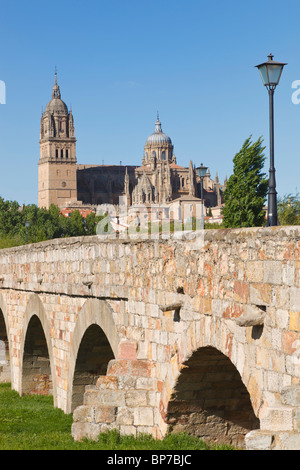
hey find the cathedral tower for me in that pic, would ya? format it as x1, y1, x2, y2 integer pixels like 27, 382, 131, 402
143, 114, 174, 168
38, 73, 77, 209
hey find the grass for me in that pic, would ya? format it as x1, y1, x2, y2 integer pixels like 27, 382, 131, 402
0, 383, 234, 450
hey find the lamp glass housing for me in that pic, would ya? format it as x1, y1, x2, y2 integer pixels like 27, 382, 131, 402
196, 164, 208, 178
256, 54, 286, 87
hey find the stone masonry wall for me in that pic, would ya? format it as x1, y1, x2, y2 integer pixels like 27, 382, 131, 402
0, 226, 299, 448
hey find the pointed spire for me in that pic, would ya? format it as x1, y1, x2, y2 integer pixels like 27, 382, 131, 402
52, 67, 61, 99
155, 112, 162, 133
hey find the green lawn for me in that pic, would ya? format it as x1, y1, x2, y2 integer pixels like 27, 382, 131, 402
0, 383, 233, 450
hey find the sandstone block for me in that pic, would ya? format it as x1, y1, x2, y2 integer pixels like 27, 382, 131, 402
289, 312, 300, 332
98, 390, 126, 407
73, 405, 94, 423
131, 360, 153, 377
234, 280, 249, 303
134, 407, 154, 426
281, 385, 300, 406
245, 429, 274, 450
264, 261, 282, 284
94, 406, 117, 424
260, 406, 294, 431
116, 406, 134, 425
118, 341, 138, 360
71, 422, 101, 442
107, 360, 130, 376
245, 261, 264, 283
290, 288, 300, 312
125, 390, 148, 407
96, 375, 118, 390
249, 283, 272, 305
273, 432, 300, 450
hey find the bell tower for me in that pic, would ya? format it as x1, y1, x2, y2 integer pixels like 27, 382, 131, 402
38, 73, 77, 209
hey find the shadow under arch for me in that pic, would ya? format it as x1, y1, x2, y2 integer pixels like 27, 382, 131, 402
20, 294, 57, 406
67, 298, 120, 414
0, 293, 11, 384
166, 346, 259, 449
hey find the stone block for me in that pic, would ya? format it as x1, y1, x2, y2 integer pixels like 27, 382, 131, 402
133, 406, 154, 426
260, 406, 294, 432
71, 422, 101, 442
290, 288, 300, 312
274, 432, 300, 450
281, 385, 300, 406
73, 405, 94, 423
118, 341, 138, 360
107, 360, 130, 377
245, 430, 274, 450
289, 312, 300, 332
249, 283, 272, 305
125, 390, 148, 407
234, 304, 266, 327
131, 360, 153, 378
94, 406, 117, 424
234, 280, 249, 303
245, 261, 264, 283
96, 375, 118, 390
263, 261, 283, 285
116, 406, 134, 425
98, 390, 126, 407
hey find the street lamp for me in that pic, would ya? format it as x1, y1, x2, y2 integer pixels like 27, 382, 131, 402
25, 220, 30, 244
255, 53, 287, 226
196, 163, 208, 230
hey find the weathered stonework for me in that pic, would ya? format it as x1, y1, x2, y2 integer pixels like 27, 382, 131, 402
0, 226, 299, 449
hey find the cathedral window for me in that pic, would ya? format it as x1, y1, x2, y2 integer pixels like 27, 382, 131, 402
66, 149, 68, 159
61, 149, 64, 158
56, 149, 58, 159
162, 151, 166, 160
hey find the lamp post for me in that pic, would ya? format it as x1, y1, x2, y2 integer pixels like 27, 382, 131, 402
255, 53, 287, 226
196, 163, 208, 230
25, 220, 30, 244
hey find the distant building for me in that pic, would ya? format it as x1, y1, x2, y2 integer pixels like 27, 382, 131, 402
38, 75, 226, 222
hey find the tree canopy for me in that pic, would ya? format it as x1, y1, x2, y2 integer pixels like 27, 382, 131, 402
278, 193, 300, 226
0, 198, 102, 248
222, 136, 268, 228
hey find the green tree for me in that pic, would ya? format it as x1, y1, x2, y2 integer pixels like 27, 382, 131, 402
85, 211, 101, 235
68, 210, 86, 237
222, 136, 268, 228
0, 197, 103, 247
278, 193, 300, 225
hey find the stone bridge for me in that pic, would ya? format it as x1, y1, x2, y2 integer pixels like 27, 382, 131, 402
0, 226, 300, 450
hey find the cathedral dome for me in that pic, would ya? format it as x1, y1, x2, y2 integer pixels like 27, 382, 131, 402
146, 117, 172, 145
45, 98, 68, 114
45, 73, 68, 115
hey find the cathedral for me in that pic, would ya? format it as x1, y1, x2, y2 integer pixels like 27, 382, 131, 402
38, 75, 226, 223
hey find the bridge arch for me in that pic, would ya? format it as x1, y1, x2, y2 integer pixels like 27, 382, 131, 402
165, 345, 259, 448
20, 294, 57, 405
0, 293, 10, 383
67, 298, 120, 414
161, 316, 262, 447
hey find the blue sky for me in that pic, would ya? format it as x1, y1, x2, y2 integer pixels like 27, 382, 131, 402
0, 0, 299, 205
